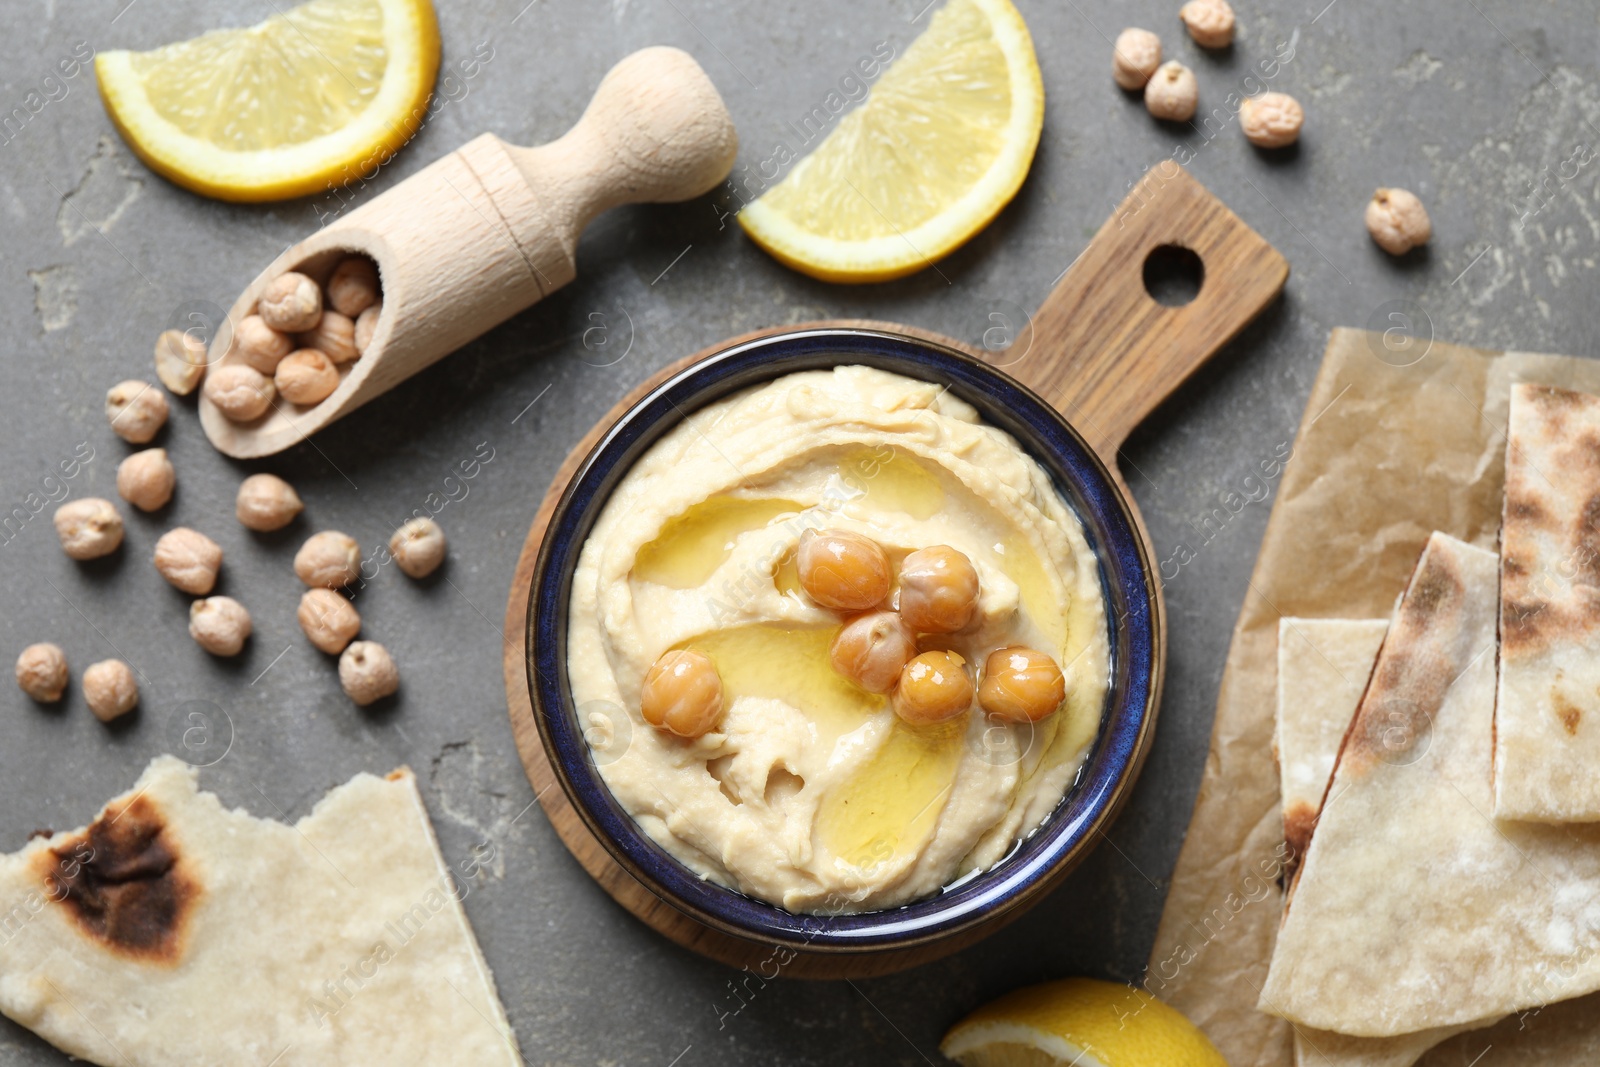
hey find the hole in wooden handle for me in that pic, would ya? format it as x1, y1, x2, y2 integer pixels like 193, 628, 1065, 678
1142, 244, 1205, 307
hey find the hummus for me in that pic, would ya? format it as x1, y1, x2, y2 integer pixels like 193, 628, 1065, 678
567, 365, 1110, 912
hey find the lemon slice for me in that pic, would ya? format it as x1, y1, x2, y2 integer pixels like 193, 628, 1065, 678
738, 0, 1044, 283
941, 979, 1230, 1067
96, 0, 440, 202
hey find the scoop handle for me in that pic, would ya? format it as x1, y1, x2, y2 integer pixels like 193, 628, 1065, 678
508, 46, 741, 241
460, 44, 740, 296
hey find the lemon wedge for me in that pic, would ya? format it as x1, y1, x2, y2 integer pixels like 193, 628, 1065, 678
96, 0, 440, 202
738, 0, 1044, 283
941, 979, 1230, 1067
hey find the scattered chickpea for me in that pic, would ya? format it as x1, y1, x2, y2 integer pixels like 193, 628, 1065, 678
153, 329, 208, 395
105, 380, 169, 444
189, 596, 252, 656
354, 303, 382, 355
978, 646, 1066, 723
236, 473, 304, 532
298, 311, 358, 365
898, 545, 980, 633
640, 649, 722, 738
389, 517, 445, 578
829, 611, 917, 694
326, 257, 381, 318
1112, 28, 1162, 90
53, 498, 124, 561
275, 349, 340, 406
257, 271, 322, 333
15, 643, 68, 703
233, 314, 293, 374
892, 651, 974, 726
295, 530, 361, 589
205, 364, 277, 422
116, 448, 175, 512
1145, 61, 1198, 122
1179, 0, 1235, 48
797, 529, 891, 611
298, 588, 361, 654
1365, 187, 1432, 255
340, 640, 399, 706
83, 659, 138, 722
1240, 92, 1304, 149
153, 527, 223, 595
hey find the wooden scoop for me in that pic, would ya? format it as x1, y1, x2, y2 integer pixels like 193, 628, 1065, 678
200, 46, 739, 459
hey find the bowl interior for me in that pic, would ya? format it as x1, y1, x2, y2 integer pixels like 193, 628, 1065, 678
529, 328, 1158, 951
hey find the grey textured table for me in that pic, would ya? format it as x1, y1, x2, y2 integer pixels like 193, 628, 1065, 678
1, 0, 1595, 1062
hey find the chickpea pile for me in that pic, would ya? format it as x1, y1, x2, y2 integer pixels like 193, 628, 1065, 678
1110, 7, 1434, 250
637, 528, 1068, 742
802, 531, 1064, 727
37, 424, 443, 711
1110, 4, 1305, 147
205, 256, 382, 422
34, 476, 436, 708
22, 255, 428, 718
14, 645, 137, 722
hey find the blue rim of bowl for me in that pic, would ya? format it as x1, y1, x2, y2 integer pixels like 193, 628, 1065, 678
529, 327, 1159, 952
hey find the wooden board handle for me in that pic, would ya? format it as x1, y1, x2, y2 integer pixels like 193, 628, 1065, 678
1010, 162, 1288, 463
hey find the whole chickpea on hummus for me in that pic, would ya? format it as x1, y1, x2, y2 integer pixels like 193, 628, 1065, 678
567, 366, 1110, 912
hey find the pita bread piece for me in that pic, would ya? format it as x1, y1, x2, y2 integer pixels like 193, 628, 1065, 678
1276, 619, 1499, 1066
0, 756, 522, 1066
1277, 620, 1501, 1067
1261, 532, 1600, 1036
1495, 383, 1600, 822
1275, 618, 1388, 861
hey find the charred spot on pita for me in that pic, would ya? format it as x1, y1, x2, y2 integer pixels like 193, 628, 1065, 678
1529, 383, 1583, 410
1521, 386, 1575, 441
1506, 495, 1544, 524
1502, 598, 1549, 653
1576, 495, 1600, 584
40, 795, 197, 963
1282, 801, 1318, 870
1405, 557, 1461, 619
1342, 548, 1469, 773
1556, 694, 1583, 736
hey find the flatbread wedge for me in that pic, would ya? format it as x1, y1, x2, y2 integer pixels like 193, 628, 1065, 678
0, 756, 522, 1065
1261, 532, 1600, 1036
1494, 382, 1600, 822
1276, 618, 1497, 1067
1274, 618, 1388, 863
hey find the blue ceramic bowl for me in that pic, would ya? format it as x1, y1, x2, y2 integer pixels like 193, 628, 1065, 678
529, 327, 1159, 954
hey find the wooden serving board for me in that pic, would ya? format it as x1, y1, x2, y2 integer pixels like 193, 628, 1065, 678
502, 163, 1289, 978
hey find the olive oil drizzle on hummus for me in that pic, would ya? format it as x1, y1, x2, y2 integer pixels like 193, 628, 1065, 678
678, 623, 966, 876
569, 367, 1109, 911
